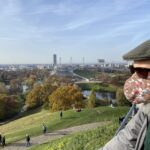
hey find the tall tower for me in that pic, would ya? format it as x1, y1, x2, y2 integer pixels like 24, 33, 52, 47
82, 57, 84, 65
53, 54, 57, 67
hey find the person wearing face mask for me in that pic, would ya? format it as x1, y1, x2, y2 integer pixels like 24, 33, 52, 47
99, 40, 150, 150
124, 60, 150, 105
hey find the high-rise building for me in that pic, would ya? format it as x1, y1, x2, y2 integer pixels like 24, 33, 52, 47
53, 54, 57, 66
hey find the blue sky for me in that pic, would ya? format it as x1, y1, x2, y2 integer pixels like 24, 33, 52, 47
0, 0, 150, 64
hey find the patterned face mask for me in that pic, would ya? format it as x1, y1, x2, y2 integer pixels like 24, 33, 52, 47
124, 73, 150, 104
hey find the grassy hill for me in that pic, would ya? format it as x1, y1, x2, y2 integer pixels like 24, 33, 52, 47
30, 123, 117, 150
0, 106, 129, 144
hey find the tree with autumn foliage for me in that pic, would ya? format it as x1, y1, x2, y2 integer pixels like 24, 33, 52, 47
0, 94, 20, 120
25, 81, 58, 110
25, 84, 43, 110
49, 85, 84, 112
25, 75, 73, 110
40, 82, 57, 109
24, 75, 37, 90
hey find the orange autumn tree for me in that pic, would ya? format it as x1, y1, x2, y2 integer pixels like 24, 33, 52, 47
49, 85, 84, 112
25, 84, 43, 109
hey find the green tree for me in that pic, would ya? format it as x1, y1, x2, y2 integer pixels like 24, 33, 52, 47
87, 90, 96, 109
49, 85, 84, 112
116, 88, 130, 106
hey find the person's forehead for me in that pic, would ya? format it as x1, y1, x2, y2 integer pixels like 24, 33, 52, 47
133, 60, 150, 69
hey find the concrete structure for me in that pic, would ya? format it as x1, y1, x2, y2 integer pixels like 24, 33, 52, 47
53, 54, 57, 67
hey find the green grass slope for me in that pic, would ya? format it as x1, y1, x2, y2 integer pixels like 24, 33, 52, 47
30, 123, 117, 150
0, 106, 129, 144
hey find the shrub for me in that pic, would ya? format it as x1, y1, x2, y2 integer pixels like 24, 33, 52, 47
116, 88, 130, 106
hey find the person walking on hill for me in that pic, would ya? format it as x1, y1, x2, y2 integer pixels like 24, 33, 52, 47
2, 136, 6, 147
60, 111, 63, 119
26, 134, 30, 147
42, 123, 47, 134
0, 133, 2, 146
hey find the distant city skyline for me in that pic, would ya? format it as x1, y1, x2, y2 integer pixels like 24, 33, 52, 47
0, 0, 150, 64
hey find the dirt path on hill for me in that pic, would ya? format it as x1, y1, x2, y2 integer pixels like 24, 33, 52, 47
2, 121, 110, 150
